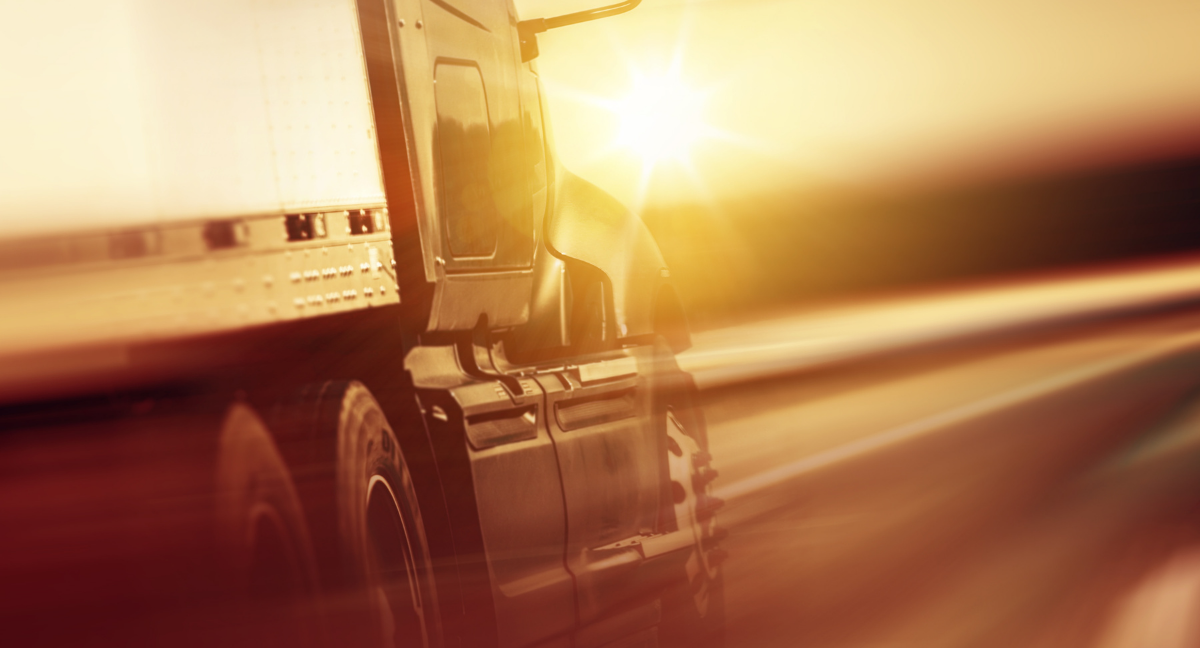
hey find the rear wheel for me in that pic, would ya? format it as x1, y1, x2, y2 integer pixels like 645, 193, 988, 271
214, 402, 325, 647
0, 398, 329, 647
279, 381, 441, 648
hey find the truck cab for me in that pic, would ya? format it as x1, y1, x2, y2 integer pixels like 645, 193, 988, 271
0, 1, 722, 647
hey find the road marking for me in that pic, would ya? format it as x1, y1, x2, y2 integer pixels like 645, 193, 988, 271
715, 329, 1200, 502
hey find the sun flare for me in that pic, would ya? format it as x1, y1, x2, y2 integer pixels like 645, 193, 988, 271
613, 71, 710, 168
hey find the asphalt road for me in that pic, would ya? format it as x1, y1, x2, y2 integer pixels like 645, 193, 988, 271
699, 307, 1200, 647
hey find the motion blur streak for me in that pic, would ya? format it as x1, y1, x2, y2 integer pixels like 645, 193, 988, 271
1097, 549, 1200, 648
692, 292, 1200, 646
681, 256, 1200, 389
715, 325, 1200, 504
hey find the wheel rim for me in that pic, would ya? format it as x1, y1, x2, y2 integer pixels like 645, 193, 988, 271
665, 409, 724, 617
365, 474, 429, 648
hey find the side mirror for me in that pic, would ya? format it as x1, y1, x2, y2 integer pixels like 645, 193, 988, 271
518, 1, 642, 62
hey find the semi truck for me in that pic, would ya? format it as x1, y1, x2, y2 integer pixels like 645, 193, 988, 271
0, 0, 724, 647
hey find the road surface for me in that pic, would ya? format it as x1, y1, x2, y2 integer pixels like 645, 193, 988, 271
697, 305, 1200, 647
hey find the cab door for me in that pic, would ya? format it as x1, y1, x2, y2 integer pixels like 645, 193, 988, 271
419, 0, 533, 273
387, 0, 538, 330
382, 2, 571, 647
534, 345, 684, 627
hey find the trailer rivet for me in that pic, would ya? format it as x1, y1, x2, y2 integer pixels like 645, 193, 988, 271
398, 18, 405, 27
415, 20, 423, 29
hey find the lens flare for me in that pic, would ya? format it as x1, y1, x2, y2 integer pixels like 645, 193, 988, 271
613, 71, 709, 168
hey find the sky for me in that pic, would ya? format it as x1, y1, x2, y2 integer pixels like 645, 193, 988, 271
515, 0, 1200, 208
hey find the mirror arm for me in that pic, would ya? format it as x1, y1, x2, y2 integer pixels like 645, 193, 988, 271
518, 0, 642, 62
522, 0, 642, 34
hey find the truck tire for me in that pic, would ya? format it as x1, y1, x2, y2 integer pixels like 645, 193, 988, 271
658, 391, 727, 648
278, 381, 441, 648
0, 399, 324, 647
214, 402, 326, 647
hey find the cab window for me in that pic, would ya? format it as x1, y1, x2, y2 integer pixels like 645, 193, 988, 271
433, 62, 498, 258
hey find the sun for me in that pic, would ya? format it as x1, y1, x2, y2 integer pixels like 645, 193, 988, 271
612, 70, 710, 168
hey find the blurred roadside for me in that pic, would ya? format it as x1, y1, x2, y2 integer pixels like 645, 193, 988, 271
678, 250, 1200, 390
645, 153, 1200, 334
